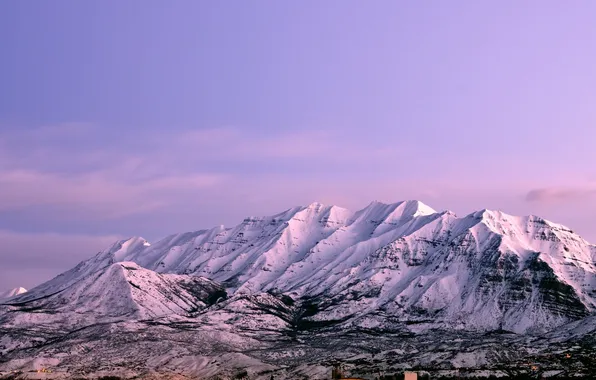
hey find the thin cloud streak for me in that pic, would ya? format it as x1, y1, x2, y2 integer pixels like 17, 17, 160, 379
525, 187, 596, 203
2, 125, 596, 252
0, 169, 226, 218
0, 125, 409, 174
0, 125, 413, 220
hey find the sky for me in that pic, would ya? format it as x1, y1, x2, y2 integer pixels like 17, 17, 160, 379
1, 1, 596, 290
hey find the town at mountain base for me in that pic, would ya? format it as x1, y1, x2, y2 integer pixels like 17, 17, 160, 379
1, 200, 595, 379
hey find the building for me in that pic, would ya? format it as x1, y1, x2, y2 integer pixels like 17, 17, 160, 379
331, 364, 365, 380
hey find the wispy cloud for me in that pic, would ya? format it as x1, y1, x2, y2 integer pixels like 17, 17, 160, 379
525, 187, 596, 203
0, 124, 411, 219
1, 125, 403, 171
3, 123, 596, 248
0, 169, 225, 218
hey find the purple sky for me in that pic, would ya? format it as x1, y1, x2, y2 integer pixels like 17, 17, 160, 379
1, 1, 596, 290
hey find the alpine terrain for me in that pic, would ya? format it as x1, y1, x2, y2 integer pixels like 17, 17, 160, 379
2, 200, 596, 379
0, 288, 27, 301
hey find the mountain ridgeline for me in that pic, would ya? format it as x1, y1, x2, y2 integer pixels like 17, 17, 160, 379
1, 200, 596, 378
5, 200, 595, 332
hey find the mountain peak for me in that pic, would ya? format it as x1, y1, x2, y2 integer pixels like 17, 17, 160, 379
107, 237, 150, 261
399, 199, 437, 216
0, 287, 27, 300
360, 199, 437, 222
305, 201, 324, 209
119, 261, 142, 269
471, 208, 500, 220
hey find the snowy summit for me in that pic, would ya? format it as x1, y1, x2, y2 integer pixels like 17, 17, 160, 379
0, 287, 27, 300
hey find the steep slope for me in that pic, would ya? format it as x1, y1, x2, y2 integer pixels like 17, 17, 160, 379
78, 201, 596, 333
0, 287, 27, 300
308, 210, 596, 333
6, 239, 145, 304
0, 262, 226, 328
102, 201, 437, 292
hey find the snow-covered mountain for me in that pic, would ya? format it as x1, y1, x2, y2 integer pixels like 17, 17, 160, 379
0, 287, 27, 300
2, 200, 596, 378
44, 200, 595, 333
1, 261, 225, 329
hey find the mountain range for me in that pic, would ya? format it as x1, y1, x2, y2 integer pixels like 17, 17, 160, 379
1, 200, 596, 379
